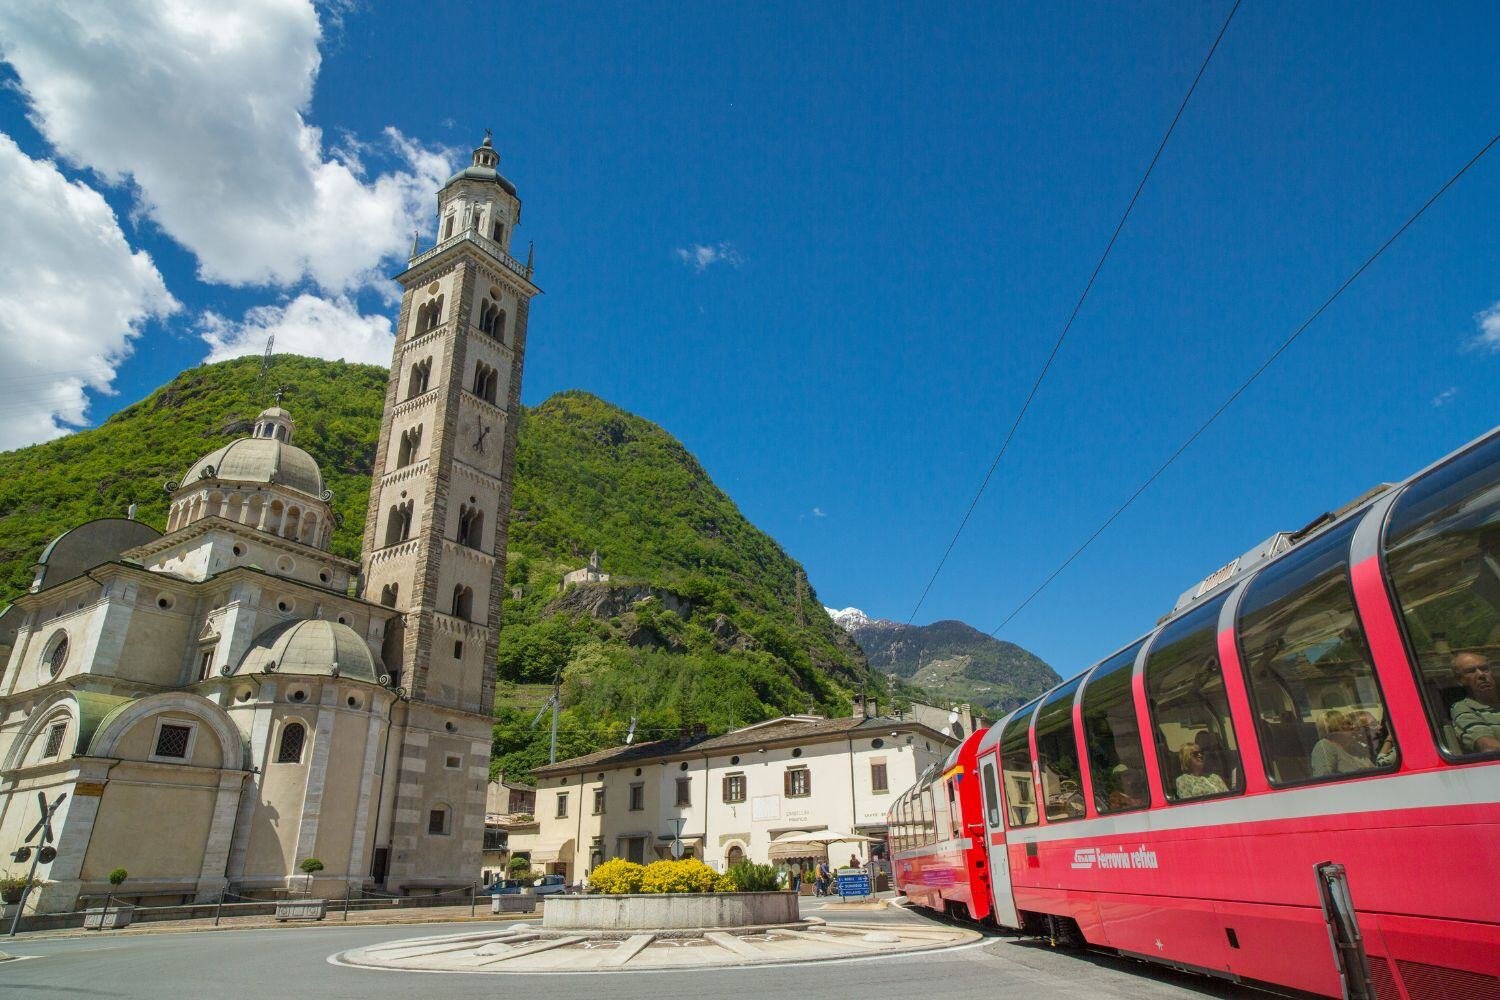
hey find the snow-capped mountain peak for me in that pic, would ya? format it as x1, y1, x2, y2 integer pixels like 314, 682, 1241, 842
824, 606, 889, 631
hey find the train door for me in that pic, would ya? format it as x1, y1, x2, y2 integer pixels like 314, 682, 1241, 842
978, 750, 1019, 928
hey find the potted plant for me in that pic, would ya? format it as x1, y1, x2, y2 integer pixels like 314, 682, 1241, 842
275, 859, 327, 922
0, 872, 33, 906
85, 868, 133, 929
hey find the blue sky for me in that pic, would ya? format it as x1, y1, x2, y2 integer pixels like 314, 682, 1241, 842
1, 1, 1497, 679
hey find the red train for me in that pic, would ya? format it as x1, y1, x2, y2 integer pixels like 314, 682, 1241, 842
890, 426, 1500, 999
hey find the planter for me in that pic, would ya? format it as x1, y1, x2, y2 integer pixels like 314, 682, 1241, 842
274, 898, 326, 922
84, 905, 134, 930
543, 891, 797, 932
0, 889, 22, 906
490, 894, 537, 914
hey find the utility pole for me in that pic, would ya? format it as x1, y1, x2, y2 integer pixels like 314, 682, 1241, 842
530, 667, 562, 765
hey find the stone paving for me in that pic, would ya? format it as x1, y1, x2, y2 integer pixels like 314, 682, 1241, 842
332, 915, 980, 973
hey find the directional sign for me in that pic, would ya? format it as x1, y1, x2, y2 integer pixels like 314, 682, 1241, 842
835, 868, 871, 898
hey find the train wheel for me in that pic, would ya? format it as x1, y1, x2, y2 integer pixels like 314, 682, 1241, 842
1044, 914, 1086, 950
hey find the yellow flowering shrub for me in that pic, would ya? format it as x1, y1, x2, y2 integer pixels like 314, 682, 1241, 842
638, 858, 717, 894
587, 858, 645, 894
712, 872, 738, 893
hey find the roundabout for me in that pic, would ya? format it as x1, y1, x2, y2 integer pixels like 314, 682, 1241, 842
330, 914, 981, 973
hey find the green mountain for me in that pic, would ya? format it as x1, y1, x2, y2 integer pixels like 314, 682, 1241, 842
0, 357, 881, 780
828, 608, 1059, 715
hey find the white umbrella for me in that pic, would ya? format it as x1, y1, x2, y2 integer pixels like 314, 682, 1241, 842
770, 829, 878, 847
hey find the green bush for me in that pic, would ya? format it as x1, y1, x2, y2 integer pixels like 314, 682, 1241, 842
727, 860, 780, 892
588, 858, 644, 893
298, 857, 324, 874
107, 868, 128, 886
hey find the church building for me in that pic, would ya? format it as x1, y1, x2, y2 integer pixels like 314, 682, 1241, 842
0, 135, 537, 912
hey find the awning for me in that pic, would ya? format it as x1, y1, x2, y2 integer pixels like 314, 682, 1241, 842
768, 838, 826, 862
528, 839, 574, 864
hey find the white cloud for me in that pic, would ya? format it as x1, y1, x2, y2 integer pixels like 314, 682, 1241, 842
1473, 302, 1500, 353
1432, 387, 1458, 408
0, 134, 178, 450
811, 507, 827, 518
675, 242, 743, 272
200, 294, 393, 367
0, 1, 452, 294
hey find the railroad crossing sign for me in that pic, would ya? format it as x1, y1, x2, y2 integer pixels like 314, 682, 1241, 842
8, 791, 66, 936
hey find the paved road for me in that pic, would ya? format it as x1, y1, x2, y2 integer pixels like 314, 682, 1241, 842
1, 903, 1260, 999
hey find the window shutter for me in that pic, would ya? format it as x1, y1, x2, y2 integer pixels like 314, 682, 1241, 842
722, 775, 731, 800
784, 769, 792, 797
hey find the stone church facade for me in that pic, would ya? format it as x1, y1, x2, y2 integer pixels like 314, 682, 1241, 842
0, 136, 537, 911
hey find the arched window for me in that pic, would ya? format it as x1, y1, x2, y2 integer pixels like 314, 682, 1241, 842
396, 425, 422, 468
451, 585, 473, 621
478, 300, 498, 338
380, 583, 399, 607
492, 220, 504, 244
727, 845, 744, 866
494, 308, 507, 343
472, 362, 497, 404
426, 295, 444, 331
277, 722, 306, 763
442, 214, 455, 240
406, 357, 431, 398
384, 501, 414, 547
458, 503, 484, 549
43, 631, 69, 679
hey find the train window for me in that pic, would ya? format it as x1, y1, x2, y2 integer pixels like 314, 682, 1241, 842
1385, 433, 1500, 760
1145, 594, 1243, 803
947, 778, 962, 839
1239, 519, 1397, 785
1081, 640, 1149, 814
1034, 679, 1085, 821
920, 784, 938, 845
981, 759, 1003, 828
999, 703, 1039, 827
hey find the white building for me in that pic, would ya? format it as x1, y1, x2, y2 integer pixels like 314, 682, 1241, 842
512, 708, 957, 881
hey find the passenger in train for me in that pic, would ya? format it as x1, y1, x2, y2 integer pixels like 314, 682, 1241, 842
1352, 709, 1396, 766
1107, 766, 1148, 810
1175, 743, 1229, 799
1450, 651, 1500, 753
1193, 729, 1233, 785
1310, 709, 1374, 777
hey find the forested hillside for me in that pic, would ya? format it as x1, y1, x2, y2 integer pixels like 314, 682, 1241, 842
0, 357, 884, 780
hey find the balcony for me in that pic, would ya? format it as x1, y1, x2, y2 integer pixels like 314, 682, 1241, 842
405, 229, 534, 283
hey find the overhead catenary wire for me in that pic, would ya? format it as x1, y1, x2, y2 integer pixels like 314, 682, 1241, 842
989, 126, 1500, 638
904, 0, 1244, 626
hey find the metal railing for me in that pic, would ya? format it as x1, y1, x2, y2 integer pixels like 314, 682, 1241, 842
407, 229, 534, 281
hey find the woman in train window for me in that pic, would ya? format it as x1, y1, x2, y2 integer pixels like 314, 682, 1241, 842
1309, 709, 1375, 777
1175, 742, 1229, 799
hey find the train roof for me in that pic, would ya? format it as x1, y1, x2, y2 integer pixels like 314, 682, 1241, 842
977, 423, 1500, 757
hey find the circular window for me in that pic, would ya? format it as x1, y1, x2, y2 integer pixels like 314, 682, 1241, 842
156, 594, 174, 610
290, 689, 307, 703
232, 543, 246, 557
276, 556, 294, 574
319, 570, 330, 583
347, 696, 358, 708
276, 598, 293, 613
730, 755, 740, 765
489, 285, 501, 298
445, 722, 456, 733
872, 738, 885, 749
679, 761, 689, 772
41, 631, 69, 680
336, 615, 348, 625
236, 688, 253, 702
634, 768, 642, 777
791, 747, 802, 758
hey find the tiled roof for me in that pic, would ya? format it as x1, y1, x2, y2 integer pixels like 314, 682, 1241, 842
531, 714, 952, 778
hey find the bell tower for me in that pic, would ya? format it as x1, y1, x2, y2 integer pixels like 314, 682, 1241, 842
360, 134, 539, 887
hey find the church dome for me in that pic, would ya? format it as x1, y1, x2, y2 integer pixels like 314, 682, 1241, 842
444, 136, 518, 196
183, 437, 325, 498
234, 619, 384, 684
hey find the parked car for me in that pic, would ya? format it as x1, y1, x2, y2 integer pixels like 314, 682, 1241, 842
483, 874, 568, 896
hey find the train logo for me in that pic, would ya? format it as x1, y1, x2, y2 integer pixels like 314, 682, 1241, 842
1070, 845, 1159, 870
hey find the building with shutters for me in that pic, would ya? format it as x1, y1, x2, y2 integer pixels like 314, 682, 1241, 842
511, 705, 957, 883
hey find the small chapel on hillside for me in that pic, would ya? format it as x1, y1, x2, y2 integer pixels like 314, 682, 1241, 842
0, 134, 539, 913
